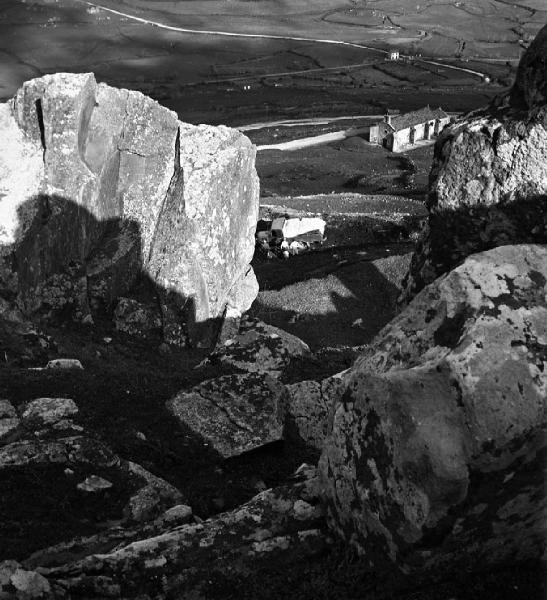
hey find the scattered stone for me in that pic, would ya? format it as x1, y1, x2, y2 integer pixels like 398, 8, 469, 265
293, 463, 317, 481
204, 318, 310, 377
45, 358, 83, 370
0, 561, 51, 599
148, 121, 259, 347
31, 474, 327, 598
21, 398, 78, 426
160, 504, 193, 525
320, 244, 547, 575
123, 461, 183, 522
167, 372, 286, 458
292, 499, 321, 521
81, 314, 94, 325
77, 475, 113, 493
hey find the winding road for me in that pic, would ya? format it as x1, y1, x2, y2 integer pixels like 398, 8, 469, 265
74, 0, 390, 54
73, 0, 488, 81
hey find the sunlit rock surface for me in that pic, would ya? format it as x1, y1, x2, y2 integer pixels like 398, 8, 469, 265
403, 25, 547, 302
0, 72, 259, 345
320, 244, 547, 574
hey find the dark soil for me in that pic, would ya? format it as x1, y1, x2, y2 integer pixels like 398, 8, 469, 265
0, 319, 319, 560
0, 462, 140, 561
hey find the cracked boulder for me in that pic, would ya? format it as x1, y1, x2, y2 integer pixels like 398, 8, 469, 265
402, 25, 547, 302
167, 372, 286, 458
0, 72, 259, 345
319, 244, 547, 575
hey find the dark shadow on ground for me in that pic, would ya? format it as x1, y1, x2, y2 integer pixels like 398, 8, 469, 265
250, 244, 411, 350
0, 192, 319, 560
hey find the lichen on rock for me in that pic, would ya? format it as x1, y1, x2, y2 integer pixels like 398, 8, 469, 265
319, 244, 547, 575
402, 24, 547, 303
0, 72, 259, 346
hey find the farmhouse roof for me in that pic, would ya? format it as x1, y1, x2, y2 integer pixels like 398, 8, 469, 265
389, 107, 448, 132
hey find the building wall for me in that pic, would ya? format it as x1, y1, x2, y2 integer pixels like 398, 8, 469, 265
436, 116, 451, 135
369, 124, 380, 144
388, 117, 451, 152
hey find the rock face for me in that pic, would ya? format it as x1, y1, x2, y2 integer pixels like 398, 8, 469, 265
320, 245, 547, 575
403, 25, 547, 302
0, 73, 259, 346
511, 23, 547, 110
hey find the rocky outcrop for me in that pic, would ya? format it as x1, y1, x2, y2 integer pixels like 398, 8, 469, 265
320, 244, 547, 575
1, 466, 326, 599
0, 398, 183, 530
0, 72, 259, 346
510, 23, 547, 110
402, 25, 547, 301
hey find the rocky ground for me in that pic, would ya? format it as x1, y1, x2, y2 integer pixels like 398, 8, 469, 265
1, 306, 545, 600
0, 5, 546, 600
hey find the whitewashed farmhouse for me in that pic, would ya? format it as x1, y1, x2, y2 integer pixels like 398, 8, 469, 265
369, 107, 450, 152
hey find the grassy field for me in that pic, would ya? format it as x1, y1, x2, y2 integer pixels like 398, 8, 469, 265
1, 0, 544, 124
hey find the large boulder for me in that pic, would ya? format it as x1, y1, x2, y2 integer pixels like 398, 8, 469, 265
0, 73, 259, 345
402, 25, 547, 302
319, 244, 547, 575
510, 23, 547, 110
167, 372, 286, 458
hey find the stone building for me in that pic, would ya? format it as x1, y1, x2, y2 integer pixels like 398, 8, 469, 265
369, 107, 450, 152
